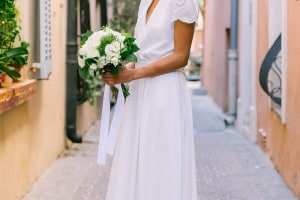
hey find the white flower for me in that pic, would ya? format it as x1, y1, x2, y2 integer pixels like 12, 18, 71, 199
105, 55, 113, 63
87, 36, 101, 48
118, 35, 126, 48
111, 57, 119, 66
111, 41, 121, 51
105, 41, 121, 61
90, 63, 98, 70
79, 46, 88, 56
92, 31, 105, 40
98, 56, 106, 68
86, 47, 99, 58
105, 44, 114, 57
78, 56, 85, 68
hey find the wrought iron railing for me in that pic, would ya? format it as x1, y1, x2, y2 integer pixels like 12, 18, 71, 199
259, 34, 282, 106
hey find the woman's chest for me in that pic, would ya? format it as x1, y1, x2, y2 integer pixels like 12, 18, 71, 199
136, 1, 173, 38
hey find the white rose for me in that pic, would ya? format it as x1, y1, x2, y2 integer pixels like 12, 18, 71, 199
79, 46, 88, 56
93, 31, 105, 40
78, 56, 85, 68
86, 47, 99, 58
88, 37, 101, 48
105, 44, 114, 57
84, 32, 102, 48
111, 41, 121, 52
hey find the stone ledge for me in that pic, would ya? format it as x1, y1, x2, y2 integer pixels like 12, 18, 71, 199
0, 79, 37, 114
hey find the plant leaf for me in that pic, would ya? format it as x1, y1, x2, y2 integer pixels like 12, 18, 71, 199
81, 30, 93, 45
78, 66, 90, 80
4, 47, 28, 59
110, 66, 119, 76
126, 54, 138, 62
0, 65, 21, 80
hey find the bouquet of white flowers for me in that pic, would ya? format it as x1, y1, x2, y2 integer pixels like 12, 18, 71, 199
78, 27, 139, 99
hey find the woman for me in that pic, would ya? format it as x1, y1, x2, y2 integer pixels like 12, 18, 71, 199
102, 0, 199, 199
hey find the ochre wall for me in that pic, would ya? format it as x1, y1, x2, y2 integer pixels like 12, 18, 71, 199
0, 1, 98, 199
202, 0, 231, 111
256, 0, 300, 198
0, 1, 67, 199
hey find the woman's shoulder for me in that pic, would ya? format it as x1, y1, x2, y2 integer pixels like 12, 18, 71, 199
171, 0, 199, 24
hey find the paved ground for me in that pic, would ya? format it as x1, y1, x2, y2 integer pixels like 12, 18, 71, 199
22, 82, 298, 200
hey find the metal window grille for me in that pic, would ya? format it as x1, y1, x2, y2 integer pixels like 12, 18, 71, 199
259, 34, 282, 107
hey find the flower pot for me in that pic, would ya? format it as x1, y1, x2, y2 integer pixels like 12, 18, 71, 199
0, 72, 6, 87
1, 73, 6, 82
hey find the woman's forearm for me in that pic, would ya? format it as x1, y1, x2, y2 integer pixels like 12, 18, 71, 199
133, 52, 189, 80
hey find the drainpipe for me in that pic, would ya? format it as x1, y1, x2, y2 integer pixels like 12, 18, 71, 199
100, 0, 108, 26
66, 0, 82, 143
224, 0, 239, 126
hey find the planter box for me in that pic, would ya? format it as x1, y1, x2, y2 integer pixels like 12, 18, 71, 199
0, 79, 37, 114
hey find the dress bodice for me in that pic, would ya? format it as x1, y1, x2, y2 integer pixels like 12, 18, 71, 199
134, 0, 199, 64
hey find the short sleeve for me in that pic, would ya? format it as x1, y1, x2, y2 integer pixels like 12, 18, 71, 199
172, 0, 200, 24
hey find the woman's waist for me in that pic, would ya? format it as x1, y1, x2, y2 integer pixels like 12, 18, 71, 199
135, 62, 184, 74
132, 69, 185, 84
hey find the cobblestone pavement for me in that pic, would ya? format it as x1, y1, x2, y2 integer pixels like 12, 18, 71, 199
22, 82, 298, 200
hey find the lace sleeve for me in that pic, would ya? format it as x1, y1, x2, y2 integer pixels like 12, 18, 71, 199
172, 0, 199, 24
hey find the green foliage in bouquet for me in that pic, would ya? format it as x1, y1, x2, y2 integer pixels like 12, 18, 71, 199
78, 69, 105, 105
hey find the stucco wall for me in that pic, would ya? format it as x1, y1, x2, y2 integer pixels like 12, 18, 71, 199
0, 1, 67, 199
256, 0, 300, 198
0, 0, 100, 199
202, 0, 231, 111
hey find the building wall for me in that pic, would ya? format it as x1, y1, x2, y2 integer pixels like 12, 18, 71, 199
0, 1, 98, 199
202, 0, 231, 111
236, 0, 258, 143
285, 2, 300, 196
256, 0, 300, 197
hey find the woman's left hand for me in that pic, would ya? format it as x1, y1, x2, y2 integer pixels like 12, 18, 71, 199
102, 65, 135, 86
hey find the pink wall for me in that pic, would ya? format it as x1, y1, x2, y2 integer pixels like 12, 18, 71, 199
202, 0, 231, 111
256, 1, 300, 198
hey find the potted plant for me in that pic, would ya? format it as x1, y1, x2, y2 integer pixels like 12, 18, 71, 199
0, 0, 29, 83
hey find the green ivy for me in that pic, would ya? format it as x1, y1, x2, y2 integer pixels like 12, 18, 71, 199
0, 0, 20, 50
0, 0, 29, 81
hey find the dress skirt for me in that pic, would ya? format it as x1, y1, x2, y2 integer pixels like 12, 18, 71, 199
105, 67, 198, 200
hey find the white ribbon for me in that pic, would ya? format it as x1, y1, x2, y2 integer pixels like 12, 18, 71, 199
97, 84, 125, 165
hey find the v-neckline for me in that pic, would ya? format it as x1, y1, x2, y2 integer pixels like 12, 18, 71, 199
145, 0, 160, 25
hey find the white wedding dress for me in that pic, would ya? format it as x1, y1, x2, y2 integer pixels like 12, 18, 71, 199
104, 0, 199, 199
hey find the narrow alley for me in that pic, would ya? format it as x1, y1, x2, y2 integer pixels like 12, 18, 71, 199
22, 81, 297, 200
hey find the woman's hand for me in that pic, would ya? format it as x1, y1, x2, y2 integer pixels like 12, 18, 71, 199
102, 63, 136, 86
